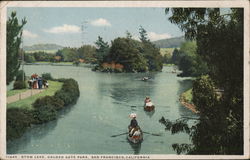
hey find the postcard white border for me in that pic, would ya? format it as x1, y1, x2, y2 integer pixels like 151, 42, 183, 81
0, 1, 249, 159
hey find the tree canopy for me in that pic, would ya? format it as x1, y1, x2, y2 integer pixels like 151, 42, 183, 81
94, 28, 163, 73
95, 36, 110, 64
7, 11, 26, 84
160, 8, 243, 155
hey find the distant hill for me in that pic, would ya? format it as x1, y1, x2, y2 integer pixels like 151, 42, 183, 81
153, 36, 186, 48
23, 43, 64, 53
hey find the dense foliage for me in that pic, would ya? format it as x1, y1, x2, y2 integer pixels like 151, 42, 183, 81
42, 73, 53, 80
7, 12, 26, 84
15, 70, 26, 81
7, 108, 33, 140
94, 28, 163, 72
13, 80, 27, 89
160, 8, 243, 155
55, 79, 80, 106
24, 45, 97, 64
107, 37, 148, 72
172, 41, 208, 77
7, 78, 80, 140
95, 36, 110, 64
77, 45, 96, 63
13, 70, 27, 89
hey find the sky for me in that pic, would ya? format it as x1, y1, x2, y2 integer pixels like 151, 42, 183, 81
7, 7, 184, 47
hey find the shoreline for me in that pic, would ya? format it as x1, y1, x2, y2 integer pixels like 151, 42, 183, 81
179, 94, 199, 114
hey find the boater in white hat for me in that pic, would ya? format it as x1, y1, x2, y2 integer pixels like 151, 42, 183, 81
129, 113, 138, 128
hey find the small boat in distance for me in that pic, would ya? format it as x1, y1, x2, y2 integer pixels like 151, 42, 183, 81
141, 76, 150, 81
144, 97, 155, 112
144, 105, 155, 112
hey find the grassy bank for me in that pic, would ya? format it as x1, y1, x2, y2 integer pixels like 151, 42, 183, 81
180, 88, 198, 113
7, 78, 80, 140
163, 63, 175, 66
7, 89, 28, 97
7, 80, 63, 110
182, 88, 193, 104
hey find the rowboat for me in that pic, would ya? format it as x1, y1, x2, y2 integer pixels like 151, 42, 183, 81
144, 105, 155, 112
127, 127, 143, 144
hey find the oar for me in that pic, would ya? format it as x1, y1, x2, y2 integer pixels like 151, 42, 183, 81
111, 132, 128, 137
143, 131, 162, 136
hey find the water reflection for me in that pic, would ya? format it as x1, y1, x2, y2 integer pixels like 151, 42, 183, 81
144, 109, 155, 118
128, 141, 142, 154
7, 120, 58, 154
96, 73, 157, 107
7, 103, 76, 154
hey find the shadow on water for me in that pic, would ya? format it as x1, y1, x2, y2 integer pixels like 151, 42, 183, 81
7, 119, 58, 154
128, 140, 142, 155
144, 109, 155, 118
7, 105, 76, 154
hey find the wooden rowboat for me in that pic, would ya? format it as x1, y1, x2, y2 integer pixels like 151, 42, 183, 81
127, 127, 143, 144
144, 105, 155, 112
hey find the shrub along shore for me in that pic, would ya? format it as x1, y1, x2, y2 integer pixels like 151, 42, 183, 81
7, 78, 80, 140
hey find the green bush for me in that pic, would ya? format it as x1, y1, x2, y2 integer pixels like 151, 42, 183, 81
42, 73, 53, 80
15, 70, 26, 81
33, 96, 64, 111
32, 105, 57, 124
7, 78, 80, 140
54, 90, 73, 106
13, 80, 27, 89
24, 53, 35, 63
55, 78, 80, 106
7, 108, 33, 140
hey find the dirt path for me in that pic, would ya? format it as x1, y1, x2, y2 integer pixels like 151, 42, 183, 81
7, 89, 44, 104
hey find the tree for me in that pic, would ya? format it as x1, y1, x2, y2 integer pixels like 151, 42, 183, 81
24, 53, 35, 63
177, 41, 208, 77
56, 47, 78, 62
139, 26, 149, 42
77, 45, 96, 63
33, 51, 54, 62
108, 37, 148, 72
161, 8, 243, 154
95, 36, 109, 64
7, 11, 26, 84
125, 30, 133, 39
138, 26, 163, 71
141, 42, 163, 71
171, 48, 181, 64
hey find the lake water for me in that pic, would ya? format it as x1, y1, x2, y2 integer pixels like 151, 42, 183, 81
7, 65, 195, 154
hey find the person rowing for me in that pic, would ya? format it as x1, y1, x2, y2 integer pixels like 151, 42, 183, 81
128, 113, 139, 137
127, 113, 143, 143
144, 96, 155, 111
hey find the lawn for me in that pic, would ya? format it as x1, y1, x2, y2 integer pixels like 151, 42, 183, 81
25, 50, 57, 54
7, 89, 28, 97
160, 48, 175, 56
163, 64, 175, 66
182, 88, 193, 104
7, 80, 63, 110
32, 61, 73, 65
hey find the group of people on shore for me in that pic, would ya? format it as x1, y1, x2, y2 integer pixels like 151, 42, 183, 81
28, 74, 49, 89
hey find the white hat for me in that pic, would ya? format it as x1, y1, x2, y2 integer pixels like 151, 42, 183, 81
129, 113, 137, 118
